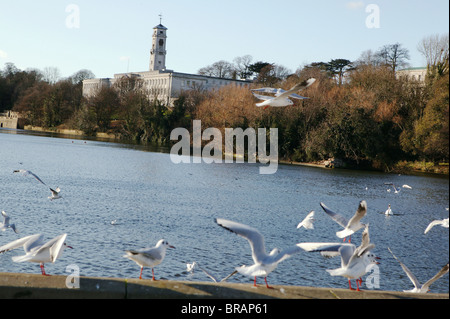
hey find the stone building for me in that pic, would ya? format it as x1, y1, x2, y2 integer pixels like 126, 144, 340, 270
396, 67, 427, 83
83, 22, 251, 105
0, 110, 19, 129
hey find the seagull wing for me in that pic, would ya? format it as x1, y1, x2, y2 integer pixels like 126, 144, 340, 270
220, 269, 239, 282
0, 234, 43, 254
338, 245, 357, 267
346, 200, 367, 228
388, 247, 421, 290
297, 211, 315, 229
289, 93, 309, 100
48, 234, 68, 262
296, 242, 355, 259
197, 265, 219, 283
251, 87, 283, 94
14, 169, 47, 186
1, 211, 10, 224
320, 202, 348, 228
252, 92, 275, 101
355, 224, 373, 257
279, 78, 316, 98
424, 220, 444, 234
270, 244, 304, 264
421, 263, 449, 292
215, 218, 267, 264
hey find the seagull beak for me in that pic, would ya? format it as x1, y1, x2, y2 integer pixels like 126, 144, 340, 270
169, 245, 175, 249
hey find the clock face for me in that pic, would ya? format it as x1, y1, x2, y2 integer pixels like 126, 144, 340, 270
159, 39, 164, 46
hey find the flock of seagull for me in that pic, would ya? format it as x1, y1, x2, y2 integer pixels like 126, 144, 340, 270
1, 168, 448, 294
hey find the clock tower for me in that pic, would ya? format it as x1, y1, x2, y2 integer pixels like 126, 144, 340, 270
149, 16, 167, 71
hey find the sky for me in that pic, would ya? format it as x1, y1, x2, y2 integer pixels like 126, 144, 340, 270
0, 0, 448, 79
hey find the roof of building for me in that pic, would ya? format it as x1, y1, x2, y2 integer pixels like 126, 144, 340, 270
154, 24, 167, 30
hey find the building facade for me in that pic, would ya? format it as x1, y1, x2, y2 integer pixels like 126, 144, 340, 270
83, 23, 250, 105
396, 67, 427, 83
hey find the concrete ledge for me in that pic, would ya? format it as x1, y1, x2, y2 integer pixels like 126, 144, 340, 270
0, 272, 448, 299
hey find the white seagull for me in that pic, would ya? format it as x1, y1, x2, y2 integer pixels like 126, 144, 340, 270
298, 225, 380, 291
124, 239, 175, 280
297, 211, 315, 230
215, 218, 303, 288
13, 169, 62, 200
320, 200, 367, 241
1, 211, 19, 233
251, 78, 316, 109
385, 204, 393, 216
424, 218, 449, 234
388, 247, 449, 293
384, 183, 411, 194
0, 233, 72, 276
186, 262, 238, 283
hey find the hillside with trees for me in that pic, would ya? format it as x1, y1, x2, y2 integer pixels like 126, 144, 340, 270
1, 36, 448, 174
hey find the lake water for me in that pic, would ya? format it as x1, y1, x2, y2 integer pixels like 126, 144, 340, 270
0, 128, 448, 294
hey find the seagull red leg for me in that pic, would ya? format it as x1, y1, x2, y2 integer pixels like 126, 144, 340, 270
40, 263, 51, 276
253, 276, 257, 287
139, 266, 143, 279
264, 277, 273, 289
152, 268, 157, 281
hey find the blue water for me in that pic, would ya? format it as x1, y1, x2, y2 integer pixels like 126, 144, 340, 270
0, 129, 448, 294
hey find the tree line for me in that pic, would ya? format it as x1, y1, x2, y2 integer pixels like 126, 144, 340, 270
1, 35, 448, 172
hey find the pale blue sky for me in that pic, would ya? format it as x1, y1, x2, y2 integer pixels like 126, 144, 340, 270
0, 0, 448, 79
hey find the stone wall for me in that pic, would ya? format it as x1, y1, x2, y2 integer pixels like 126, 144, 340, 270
0, 111, 19, 129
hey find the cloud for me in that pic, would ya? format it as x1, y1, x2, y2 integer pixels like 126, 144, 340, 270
0, 49, 8, 59
346, 1, 365, 10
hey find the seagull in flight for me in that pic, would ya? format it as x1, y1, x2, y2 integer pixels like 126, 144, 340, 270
215, 218, 303, 288
320, 200, 367, 241
424, 218, 449, 234
124, 239, 175, 280
297, 211, 315, 230
384, 183, 412, 194
186, 262, 238, 283
251, 78, 316, 109
298, 225, 380, 291
13, 169, 62, 200
388, 247, 449, 293
0, 233, 72, 276
1, 211, 19, 233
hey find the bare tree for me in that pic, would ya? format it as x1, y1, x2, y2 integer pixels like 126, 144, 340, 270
41, 66, 61, 84
198, 60, 234, 79
233, 55, 253, 80
355, 49, 382, 67
375, 43, 410, 73
418, 33, 449, 77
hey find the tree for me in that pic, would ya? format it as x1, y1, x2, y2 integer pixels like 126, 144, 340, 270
418, 33, 449, 79
248, 61, 271, 75
69, 69, 95, 85
198, 60, 234, 78
41, 66, 61, 84
233, 55, 254, 80
326, 59, 354, 85
411, 74, 449, 161
375, 43, 410, 73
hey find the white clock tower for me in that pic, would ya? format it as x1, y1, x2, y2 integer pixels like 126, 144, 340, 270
149, 16, 167, 71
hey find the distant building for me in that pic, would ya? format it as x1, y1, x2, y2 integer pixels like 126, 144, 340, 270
396, 67, 427, 83
0, 110, 19, 129
83, 22, 251, 105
